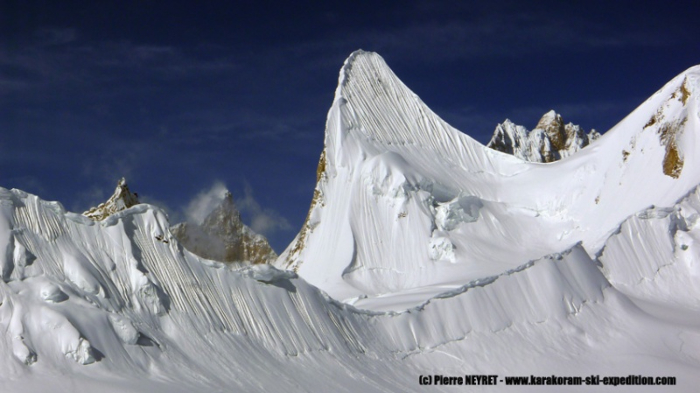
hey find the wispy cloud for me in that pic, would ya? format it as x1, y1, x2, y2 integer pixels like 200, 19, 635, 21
237, 183, 292, 236
2, 3, 670, 99
34, 28, 78, 46
0, 34, 237, 97
268, 8, 671, 70
167, 110, 319, 146
180, 181, 292, 236
79, 139, 145, 186
184, 181, 228, 224
70, 184, 108, 213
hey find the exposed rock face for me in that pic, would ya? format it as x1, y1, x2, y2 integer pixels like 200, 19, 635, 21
83, 178, 140, 221
487, 110, 600, 162
171, 192, 277, 264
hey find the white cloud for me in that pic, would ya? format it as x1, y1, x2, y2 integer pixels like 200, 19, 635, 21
180, 181, 292, 236
184, 181, 228, 224
237, 184, 292, 236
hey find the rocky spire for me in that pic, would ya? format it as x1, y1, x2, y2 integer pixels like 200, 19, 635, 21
487, 111, 599, 163
171, 190, 277, 264
83, 178, 140, 221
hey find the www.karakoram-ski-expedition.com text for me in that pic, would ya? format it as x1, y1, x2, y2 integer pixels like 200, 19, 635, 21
419, 374, 676, 387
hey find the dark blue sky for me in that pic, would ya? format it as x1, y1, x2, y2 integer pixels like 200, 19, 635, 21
2, 0, 699, 252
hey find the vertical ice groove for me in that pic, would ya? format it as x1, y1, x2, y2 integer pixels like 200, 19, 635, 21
11, 196, 65, 242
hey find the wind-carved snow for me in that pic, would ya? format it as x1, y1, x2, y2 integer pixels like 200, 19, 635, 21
2, 187, 700, 391
0, 188, 418, 391
600, 185, 700, 313
2, 51, 700, 391
279, 50, 700, 311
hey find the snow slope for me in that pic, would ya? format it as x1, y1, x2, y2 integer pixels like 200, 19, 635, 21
2, 50, 700, 392
0, 189, 417, 392
2, 187, 699, 392
278, 50, 700, 309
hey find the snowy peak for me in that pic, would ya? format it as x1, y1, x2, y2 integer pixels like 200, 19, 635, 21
171, 191, 277, 264
280, 51, 700, 311
82, 177, 139, 221
487, 111, 599, 162
328, 50, 478, 158
535, 109, 567, 151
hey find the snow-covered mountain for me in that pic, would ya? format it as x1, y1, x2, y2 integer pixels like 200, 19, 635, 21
2, 50, 700, 392
171, 191, 277, 264
487, 110, 601, 162
277, 50, 700, 310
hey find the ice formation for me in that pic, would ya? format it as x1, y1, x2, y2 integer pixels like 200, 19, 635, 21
2, 51, 700, 392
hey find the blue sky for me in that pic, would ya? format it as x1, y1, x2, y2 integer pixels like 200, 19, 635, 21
2, 0, 699, 252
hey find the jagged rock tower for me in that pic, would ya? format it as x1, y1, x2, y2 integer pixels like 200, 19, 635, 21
487, 110, 600, 162
171, 191, 277, 264
83, 177, 140, 221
